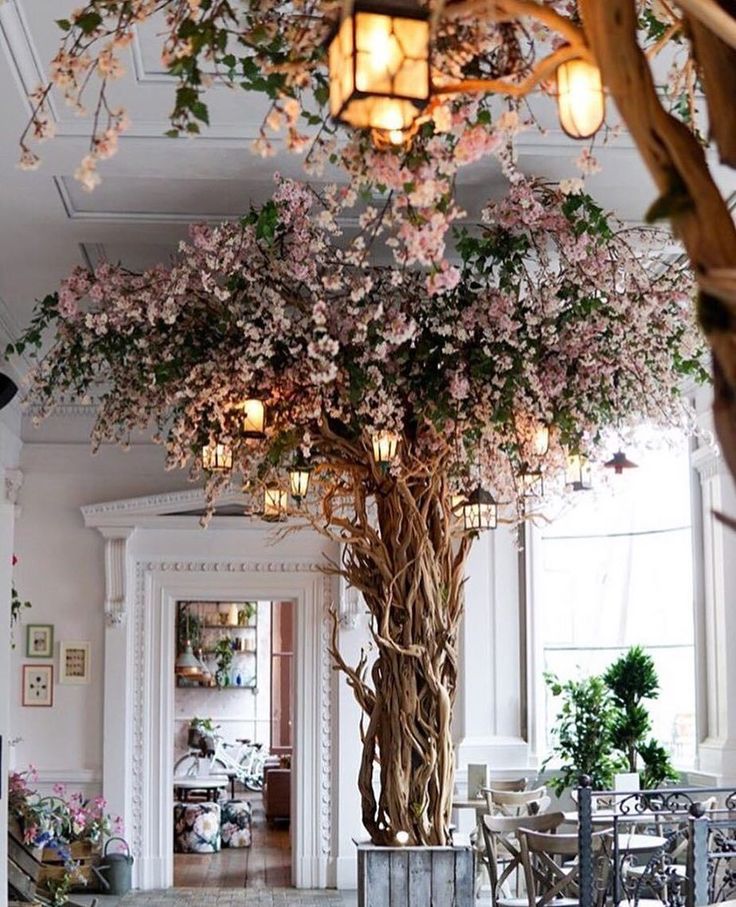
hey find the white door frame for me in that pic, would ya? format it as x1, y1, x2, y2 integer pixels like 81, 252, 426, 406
83, 489, 337, 890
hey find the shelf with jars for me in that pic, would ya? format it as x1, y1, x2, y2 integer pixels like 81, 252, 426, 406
175, 601, 258, 691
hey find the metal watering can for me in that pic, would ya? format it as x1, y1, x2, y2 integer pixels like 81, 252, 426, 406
95, 836, 133, 896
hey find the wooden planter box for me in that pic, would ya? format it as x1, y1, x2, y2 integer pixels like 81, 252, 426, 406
39, 841, 101, 890
356, 839, 474, 907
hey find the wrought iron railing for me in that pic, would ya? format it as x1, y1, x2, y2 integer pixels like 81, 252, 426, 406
576, 777, 736, 907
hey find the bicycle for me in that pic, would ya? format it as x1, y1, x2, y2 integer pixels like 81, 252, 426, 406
174, 729, 266, 792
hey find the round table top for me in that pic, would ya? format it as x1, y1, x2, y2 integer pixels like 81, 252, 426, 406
614, 833, 668, 853
173, 777, 229, 789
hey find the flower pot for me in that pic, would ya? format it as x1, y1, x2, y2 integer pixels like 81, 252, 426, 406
356, 840, 474, 907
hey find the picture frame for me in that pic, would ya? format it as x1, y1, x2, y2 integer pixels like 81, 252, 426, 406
26, 624, 53, 659
59, 641, 91, 685
22, 664, 53, 707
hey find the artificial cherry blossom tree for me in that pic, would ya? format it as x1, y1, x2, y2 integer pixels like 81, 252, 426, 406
12, 177, 702, 845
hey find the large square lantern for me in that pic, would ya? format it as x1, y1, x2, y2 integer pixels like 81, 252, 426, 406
565, 451, 592, 491
328, 2, 431, 134
461, 487, 498, 532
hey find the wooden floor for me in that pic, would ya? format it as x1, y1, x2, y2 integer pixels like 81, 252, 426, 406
174, 795, 291, 889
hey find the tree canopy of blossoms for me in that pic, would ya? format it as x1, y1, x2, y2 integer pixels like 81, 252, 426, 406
12, 175, 703, 847
14, 176, 702, 521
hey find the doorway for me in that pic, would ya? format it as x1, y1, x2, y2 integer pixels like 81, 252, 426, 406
172, 598, 296, 889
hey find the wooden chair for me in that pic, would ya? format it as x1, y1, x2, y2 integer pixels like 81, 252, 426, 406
481, 811, 566, 907
489, 778, 530, 793
483, 786, 550, 818
518, 827, 612, 907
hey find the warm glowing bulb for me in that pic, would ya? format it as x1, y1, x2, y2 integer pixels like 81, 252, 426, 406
289, 466, 311, 502
263, 485, 288, 520
242, 398, 266, 438
202, 442, 233, 471
565, 451, 592, 491
556, 58, 605, 139
372, 429, 400, 466
532, 424, 550, 457
395, 830, 410, 846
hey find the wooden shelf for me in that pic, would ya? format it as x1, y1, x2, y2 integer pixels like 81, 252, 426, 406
177, 600, 259, 691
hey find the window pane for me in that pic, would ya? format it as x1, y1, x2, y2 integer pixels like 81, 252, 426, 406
536, 428, 696, 767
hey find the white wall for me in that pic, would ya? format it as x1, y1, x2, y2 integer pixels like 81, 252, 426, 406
1, 404, 22, 907
10, 440, 192, 788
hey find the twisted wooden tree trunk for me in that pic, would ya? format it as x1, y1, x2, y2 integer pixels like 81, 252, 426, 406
329, 462, 471, 846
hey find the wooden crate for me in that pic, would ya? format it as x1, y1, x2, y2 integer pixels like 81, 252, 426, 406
357, 839, 474, 907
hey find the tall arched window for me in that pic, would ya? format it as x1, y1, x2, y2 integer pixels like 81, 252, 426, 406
529, 427, 697, 769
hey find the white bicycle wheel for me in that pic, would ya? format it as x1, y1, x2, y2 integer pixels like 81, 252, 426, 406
174, 754, 199, 777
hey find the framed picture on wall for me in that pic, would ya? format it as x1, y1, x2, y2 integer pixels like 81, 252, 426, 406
26, 624, 53, 659
59, 642, 91, 684
22, 664, 53, 707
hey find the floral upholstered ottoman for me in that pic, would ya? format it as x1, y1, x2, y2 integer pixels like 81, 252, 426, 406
220, 799, 252, 848
173, 801, 222, 853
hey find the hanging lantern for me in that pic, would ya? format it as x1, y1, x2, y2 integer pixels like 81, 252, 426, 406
241, 398, 266, 439
327, 1, 431, 133
372, 429, 400, 466
176, 606, 202, 678
461, 487, 498, 532
175, 640, 202, 677
565, 451, 592, 491
556, 57, 605, 139
202, 441, 233, 472
520, 469, 544, 498
289, 461, 312, 504
604, 450, 638, 475
532, 424, 550, 457
263, 485, 288, 521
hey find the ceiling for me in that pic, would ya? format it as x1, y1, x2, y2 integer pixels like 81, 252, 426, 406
1, 0, 735, 377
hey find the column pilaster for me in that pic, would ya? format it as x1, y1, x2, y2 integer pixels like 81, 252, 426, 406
454, 527, 529, 773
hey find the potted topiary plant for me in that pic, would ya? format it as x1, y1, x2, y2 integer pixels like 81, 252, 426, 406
543, 673, 622, 796
603, 646, 679, 789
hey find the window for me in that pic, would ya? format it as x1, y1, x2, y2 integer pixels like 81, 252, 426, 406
531, 428, 696, 768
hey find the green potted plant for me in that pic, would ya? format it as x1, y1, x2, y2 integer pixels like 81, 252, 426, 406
214, 637, 234, 688
603, 646, 679, 788
543, 673, 622, 796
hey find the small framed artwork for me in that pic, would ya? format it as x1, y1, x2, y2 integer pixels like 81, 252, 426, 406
26, 624, 53, 659
59, 642, 91, 685
22, 664, 53, 707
